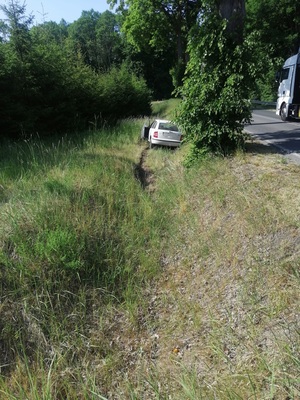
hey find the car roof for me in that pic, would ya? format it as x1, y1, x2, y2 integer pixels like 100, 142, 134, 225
155, 119, 171, 123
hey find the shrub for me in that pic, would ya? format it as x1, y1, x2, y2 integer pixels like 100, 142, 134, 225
176, 12, 258, 158
98, 63, 152, 121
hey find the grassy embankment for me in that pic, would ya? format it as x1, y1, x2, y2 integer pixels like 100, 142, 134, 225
0, 99, 299, 399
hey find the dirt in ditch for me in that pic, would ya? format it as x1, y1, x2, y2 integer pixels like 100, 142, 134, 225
134, 148, 155, 192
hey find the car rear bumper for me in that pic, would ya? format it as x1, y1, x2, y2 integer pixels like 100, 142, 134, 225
150, 138, 181, 147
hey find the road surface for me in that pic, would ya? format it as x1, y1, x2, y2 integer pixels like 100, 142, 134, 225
244, 109, 300, 164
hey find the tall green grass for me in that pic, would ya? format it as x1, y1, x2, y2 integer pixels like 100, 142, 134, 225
1, 100, 299, 399
0, 118, 165, 398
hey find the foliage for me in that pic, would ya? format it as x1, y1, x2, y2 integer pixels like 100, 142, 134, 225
108, 0, 203, 92
98, 63, 152, 119
246, 0, 300, 58
0, 0, 34, 60
0, 1, 150, 138
67, 10, 123, 72
246, 0, 300, 101
176, 3, 257, 156
1, 0, 300, 141
170, 59, 186, 91
67, 9, 102, 70
95, 10, 124, 70
125, 41, 175, 99
30, 20, 69, 45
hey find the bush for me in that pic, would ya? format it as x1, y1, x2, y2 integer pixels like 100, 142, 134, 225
98, 64, 152, 121
176, 13, 258, 158
0, 41, 151, 137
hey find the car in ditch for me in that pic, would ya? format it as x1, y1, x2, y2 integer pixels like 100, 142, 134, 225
141, 119, 183, 148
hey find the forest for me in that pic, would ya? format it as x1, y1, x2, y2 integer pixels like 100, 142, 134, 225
1, 0, 300, 148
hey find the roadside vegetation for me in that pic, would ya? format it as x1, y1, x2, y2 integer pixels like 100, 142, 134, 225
0, 99, 299, 399
1, 1, 300, 397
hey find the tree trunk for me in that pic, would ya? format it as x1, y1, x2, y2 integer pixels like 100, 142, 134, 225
218, 0, 245, 41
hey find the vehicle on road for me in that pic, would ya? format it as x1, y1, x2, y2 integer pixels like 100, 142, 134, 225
276, 52, 300, 121
141, 119, 182, 148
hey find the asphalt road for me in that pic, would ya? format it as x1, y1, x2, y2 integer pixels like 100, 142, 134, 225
244, 109, 300, 164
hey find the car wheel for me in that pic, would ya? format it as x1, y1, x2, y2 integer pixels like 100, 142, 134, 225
280, 103, 290, 121
149, 137, 154, 149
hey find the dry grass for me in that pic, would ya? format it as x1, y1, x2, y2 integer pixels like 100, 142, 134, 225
111, 139, 300, 399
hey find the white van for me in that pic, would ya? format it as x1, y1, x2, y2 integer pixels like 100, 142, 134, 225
276, 52, 300, 121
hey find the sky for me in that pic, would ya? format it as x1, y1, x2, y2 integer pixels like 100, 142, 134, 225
0, 0, 113, 24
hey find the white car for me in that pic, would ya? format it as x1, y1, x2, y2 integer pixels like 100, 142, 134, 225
146, 119, 182, 148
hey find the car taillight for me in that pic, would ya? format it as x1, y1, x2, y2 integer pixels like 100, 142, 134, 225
154, 131, 158, 138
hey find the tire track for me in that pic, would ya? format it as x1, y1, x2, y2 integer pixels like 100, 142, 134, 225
134, 148, 155, 191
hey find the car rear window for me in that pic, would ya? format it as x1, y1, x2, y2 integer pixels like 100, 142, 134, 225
158, 122, 179, 132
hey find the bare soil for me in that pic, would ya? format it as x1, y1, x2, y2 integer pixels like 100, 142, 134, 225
134, 147, 155, 191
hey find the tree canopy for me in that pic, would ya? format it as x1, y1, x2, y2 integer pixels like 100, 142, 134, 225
0, 0, 151, 138
246, 0, 300, 100
1, 0, 300, 148
108, 0, 203, 88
